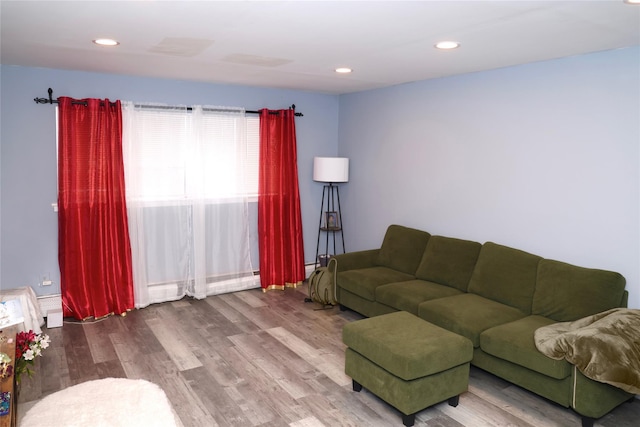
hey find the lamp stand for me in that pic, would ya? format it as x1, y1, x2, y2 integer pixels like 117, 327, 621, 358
314, 183, 346, 269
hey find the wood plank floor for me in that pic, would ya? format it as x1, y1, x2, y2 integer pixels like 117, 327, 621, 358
16, 284, 640, 426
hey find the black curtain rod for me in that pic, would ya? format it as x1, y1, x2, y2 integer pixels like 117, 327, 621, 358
33, 88, 303, 116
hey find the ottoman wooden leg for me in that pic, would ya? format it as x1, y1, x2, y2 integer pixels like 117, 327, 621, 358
402, 413, 415, 427
352, 380, 362, 392
581, 416, 595, 427
448, 395, 459, 407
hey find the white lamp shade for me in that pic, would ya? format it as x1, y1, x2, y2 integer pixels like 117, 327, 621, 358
313, 157, 349, 183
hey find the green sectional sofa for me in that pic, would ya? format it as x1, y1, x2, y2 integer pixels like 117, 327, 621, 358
334, 224, 633, 427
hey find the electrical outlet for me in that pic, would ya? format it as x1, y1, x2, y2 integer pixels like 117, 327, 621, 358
40, 273, 52, 287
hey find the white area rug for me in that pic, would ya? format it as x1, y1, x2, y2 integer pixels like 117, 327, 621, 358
20, 377, 181, 427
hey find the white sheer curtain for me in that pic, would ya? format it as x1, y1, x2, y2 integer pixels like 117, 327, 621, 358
122, 103, 256, 308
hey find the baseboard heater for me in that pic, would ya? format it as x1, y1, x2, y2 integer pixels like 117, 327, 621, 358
37, 294, 63, 328
37, 265, 317, 326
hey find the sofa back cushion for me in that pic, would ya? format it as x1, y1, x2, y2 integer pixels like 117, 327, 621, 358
467, 242, 542, 313
376, 225, 431, 275
532, 259, 626, 322
415, 236, 482, 292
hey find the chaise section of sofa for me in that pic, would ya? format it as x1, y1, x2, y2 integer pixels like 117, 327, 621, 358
334, 224, 633, 426
473, 257, 632, 426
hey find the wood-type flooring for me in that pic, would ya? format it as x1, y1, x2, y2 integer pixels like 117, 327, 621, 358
16, 284, 640, 426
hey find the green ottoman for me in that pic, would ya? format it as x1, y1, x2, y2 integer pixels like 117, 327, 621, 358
342, 311, 473, 426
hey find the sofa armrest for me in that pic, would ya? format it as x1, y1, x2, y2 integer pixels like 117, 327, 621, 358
333, 249, 380, 272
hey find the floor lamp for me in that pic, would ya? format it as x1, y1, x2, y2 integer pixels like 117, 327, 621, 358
313, 157, 349, 268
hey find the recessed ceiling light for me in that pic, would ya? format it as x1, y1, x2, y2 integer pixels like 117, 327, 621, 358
335, 67, 353, 74
624, 0, 640, 4
435, 41, 460, 50
93, 38, 119, 47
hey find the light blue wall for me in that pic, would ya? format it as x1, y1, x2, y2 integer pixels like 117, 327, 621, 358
3, 47, 639, 309
1, 65, 339, 295
338, 47, 640, 309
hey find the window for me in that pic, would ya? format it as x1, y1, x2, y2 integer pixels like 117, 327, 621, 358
122, 103, 258, 304
124, 105, 259, 202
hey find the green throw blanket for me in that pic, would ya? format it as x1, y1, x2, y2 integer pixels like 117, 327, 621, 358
534, 308, 640, 395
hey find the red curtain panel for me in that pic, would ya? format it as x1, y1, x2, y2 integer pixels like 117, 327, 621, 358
57, 97, 134, 319
257, 109, 305, 291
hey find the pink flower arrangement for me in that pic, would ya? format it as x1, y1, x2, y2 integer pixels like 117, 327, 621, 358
14, 330, 50, 383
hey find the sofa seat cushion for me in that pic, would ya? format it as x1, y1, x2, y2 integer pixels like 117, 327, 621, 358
480, 315, 572, 380
418, 293, 527, 347
532, 259, 626, 322
376, 225, 431, 275
338, 267, 415, 302
415, 235, 482, 292
376, 280, 463, 315
467, 242, 542, 314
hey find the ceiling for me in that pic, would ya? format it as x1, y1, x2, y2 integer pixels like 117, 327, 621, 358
1, 1, 639, 95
